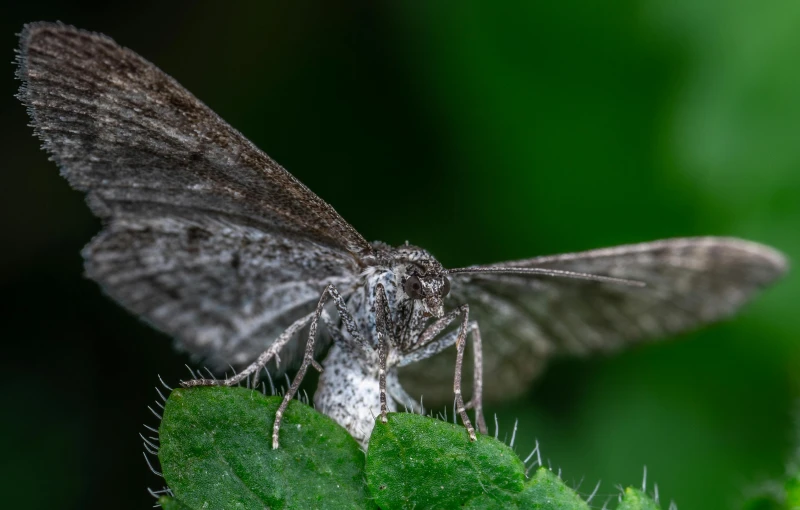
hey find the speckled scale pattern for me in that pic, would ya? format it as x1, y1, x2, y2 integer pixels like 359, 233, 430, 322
84, 217, 359, 369
315, 342, 392, 446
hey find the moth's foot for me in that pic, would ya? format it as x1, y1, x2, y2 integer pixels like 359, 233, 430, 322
272, 409, 285, 449
456, 403, 478, 441
465, 400, 488, 434
180, 377, 233, 388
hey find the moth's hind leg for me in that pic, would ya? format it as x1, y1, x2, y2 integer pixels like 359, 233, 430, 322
180, 311, 315, 388
271, 284, 363, 449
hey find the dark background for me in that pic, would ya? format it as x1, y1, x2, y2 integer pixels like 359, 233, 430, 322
2, 2, 799, 509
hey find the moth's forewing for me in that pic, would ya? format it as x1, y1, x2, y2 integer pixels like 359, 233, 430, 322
17, 22, 370, 368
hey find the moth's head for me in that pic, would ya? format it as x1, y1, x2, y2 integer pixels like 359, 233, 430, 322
392, 245, 450, 318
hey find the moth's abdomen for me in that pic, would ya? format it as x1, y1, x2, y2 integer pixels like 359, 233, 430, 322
315, 343, 390, 448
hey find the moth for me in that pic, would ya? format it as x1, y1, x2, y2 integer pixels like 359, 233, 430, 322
17, 22, 787, 449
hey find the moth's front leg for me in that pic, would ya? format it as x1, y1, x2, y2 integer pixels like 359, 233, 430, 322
464, 323, 486, 435
450, 305, 478, 441
398, 306, 487, 439
374, 283, 396, 424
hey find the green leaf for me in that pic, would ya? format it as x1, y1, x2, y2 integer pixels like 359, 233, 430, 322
159, 386, 375, 510
617, 488, 661, 510
158, 389, 674, 509
512, 468, 590, 509
365, 412, 588, 509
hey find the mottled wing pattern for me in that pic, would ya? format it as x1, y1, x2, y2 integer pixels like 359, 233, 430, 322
86, 222, 359, 368
401, 237, 787, 403
17, 22, 370, 366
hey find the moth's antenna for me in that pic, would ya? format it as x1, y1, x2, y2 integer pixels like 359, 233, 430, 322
445, 266, 646, 287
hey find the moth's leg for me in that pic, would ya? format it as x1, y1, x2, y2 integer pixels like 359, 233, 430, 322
320, 309, 344, 343
374, 283, 395, 423
465, 324, 486, 435
395, 319, 485, 432
386, 370, 424, 414
321, 308, 370, 354
272, 284, 359, 449
181, 310, 315, 388
398, 322, 471, 366
412, 307, 466, 350
450, 305, 477, 440
399, 306, 487, 438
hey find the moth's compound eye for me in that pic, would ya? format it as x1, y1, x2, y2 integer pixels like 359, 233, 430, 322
442, 277, 451, 297
404, 276, 424, 299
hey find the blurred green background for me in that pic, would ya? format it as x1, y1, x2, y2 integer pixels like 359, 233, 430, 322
2, 2, 799, 509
